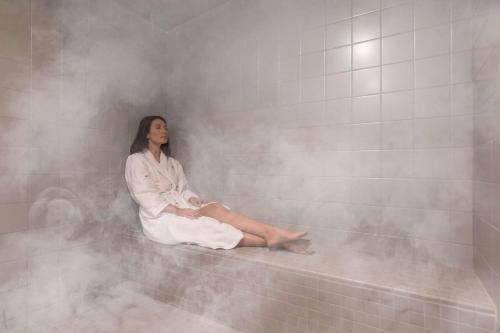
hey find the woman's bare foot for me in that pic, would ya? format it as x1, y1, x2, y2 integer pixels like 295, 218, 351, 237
266, 227, 307, 249
279, 239, 314, 255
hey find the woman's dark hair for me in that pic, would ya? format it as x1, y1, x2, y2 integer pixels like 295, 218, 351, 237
129, 116, 170, 155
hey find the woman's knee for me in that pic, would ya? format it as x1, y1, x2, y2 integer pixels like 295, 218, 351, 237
199, 202, 227, 217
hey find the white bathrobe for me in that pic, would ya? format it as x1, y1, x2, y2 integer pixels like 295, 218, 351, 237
124, 150, 243, 249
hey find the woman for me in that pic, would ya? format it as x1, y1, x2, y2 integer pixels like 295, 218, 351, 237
125, 116, 312, 254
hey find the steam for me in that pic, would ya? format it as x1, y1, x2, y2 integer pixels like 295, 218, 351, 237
0, 0, 170, 331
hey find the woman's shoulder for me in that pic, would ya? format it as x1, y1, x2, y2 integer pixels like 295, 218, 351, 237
126, 152, 148, 167
127, 152, 145, 161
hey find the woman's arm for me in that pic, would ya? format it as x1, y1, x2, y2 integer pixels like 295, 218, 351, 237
163, 204, 200, 219
174, 159, 203, 204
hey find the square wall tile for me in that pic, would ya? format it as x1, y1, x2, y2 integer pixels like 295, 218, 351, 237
449, 212, 472, 244
381, 3, 412, 36
326, 0, 352, 24
326, 20, 351, 49
353, 0, 381, 15
302, 76, 325, 102
280, 31, 301, 56
382, 90, 413, 121
280, 55, 300, 83
353, 39, 381, 69
451, 115, 473, 147
0, 58, 30, 91
382, 61, 413, 92
381, 0, 409, 7
326, 72, 351, 99
414, 149, 451, 178
449, 147, 473, 179
382, 120, 414, 149
325, 98, 352, 124
280, 80, 300, 105
353, 11, 380, 43
451, 83, 473, 115
352, 151, 381, 177
0, 203, 29, 234
414, 117, 451, 148
0, 27, 30, 61
300, 0, 326, 29
415, 55, 450, 88
382, 32, 413, 65
381, 150, 414, 178
326, 46, 351, 74
414, 86, 451, 118
450, 180, 473, 211
301, 27, 325, 54
452, 51, 472, 83
352, 95, 381, 123
414, 0, 451, 29
415, 24, 451, 59
451, 0, 474, 21
301, 52, 325, 78
353, 67, 380, 96
452, 19, 475, 52
0, 176, 28, 204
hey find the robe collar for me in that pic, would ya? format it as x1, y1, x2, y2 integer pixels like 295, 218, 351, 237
143, 149, 176, 184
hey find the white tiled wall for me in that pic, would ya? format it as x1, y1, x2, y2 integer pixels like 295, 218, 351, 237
163, 0, 481, 269
471, 0, 500, 329
0, 1, 170, 331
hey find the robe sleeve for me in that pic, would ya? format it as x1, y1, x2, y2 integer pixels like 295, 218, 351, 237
173, 159, 199, 202
125, 155, 179, 218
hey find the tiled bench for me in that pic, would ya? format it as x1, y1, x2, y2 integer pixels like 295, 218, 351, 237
118, 232, 497, 333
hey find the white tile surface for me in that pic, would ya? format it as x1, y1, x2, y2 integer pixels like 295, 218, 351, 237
414, 117, 452, 148
326, 0, 352, 24
415, 55, 450, 88
353, 11, 380, 43
381, 3, 412, 36
415, 24, 451, 59
301, 27, 325, 54
451, 83, 473, 115
414, 86, 451, 118
325, 97, 352, 124
353, 39, 381, 69
381, 150, 413, 177
326, 46, 351, 74
301, 52, 325, 78
302, 76, 325, 102
414, 0, 451, 29
326, 20, 351, 49
353, 67, 380, 96
382, 32, 413, 64
382, 61, 413, 92
352, 95, 380, 123
326, 72, 351, 99
382, 90, 413, 120
382, 120, 413, 149
452, 51, 472, 83
353, 0, 380, 15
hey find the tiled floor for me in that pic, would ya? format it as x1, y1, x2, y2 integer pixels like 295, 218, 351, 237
190, 243, 495, 313
14, 283, 242, 333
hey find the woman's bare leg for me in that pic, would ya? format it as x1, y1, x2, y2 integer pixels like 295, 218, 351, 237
198, 203, 306, 248
237, 232, 267, 247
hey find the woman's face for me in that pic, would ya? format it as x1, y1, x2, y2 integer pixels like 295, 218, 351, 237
147, 118, 168, 145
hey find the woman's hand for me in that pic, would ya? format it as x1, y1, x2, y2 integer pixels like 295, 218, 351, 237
188, 197, 205, 207
164, 204, 200, 219
175, 208, 201, 219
